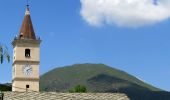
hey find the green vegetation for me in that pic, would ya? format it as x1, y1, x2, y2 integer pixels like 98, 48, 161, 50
69, 85, 87, 93
0, 84, 11, 91
40, 63, 170, 100
0, 45, 10, 92
40, 63, 159, 92
0, 45, 10, 64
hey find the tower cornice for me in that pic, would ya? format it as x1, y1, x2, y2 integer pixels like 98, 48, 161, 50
12, 38, 41, 47
12, 77, 39, 83
12, 61, 40, 66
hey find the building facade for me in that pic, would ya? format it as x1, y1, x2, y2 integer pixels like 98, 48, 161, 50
12, 5, 41, 92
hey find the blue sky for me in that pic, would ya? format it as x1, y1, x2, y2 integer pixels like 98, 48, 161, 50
0, 0, 170, 91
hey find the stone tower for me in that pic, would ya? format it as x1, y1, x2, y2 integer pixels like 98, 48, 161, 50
12, 5, 41, 92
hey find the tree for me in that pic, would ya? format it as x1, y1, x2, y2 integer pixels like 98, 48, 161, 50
69, 85, 87, 93
0, 44, 10, 64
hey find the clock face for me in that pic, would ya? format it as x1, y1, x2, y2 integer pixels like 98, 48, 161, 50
23, 64, 32, 76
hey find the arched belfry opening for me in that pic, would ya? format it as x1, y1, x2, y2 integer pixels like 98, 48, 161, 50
25, 49, 31, 58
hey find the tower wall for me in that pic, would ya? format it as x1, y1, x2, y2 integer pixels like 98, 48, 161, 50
12, 80, 39, 92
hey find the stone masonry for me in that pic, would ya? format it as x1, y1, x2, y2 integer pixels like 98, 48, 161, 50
3, 92, 130, 100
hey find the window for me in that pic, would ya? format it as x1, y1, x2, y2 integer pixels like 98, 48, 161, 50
26, 85, 30, 91
25, 49, 31, 58
26, 85, 29, 89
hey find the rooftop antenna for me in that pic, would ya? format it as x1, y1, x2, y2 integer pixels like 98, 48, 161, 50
26, 0, 29, 6
26, 0, 30, 9
25, 0, 30, 15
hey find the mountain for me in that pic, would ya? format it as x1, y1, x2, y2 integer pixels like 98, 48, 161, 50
0, 83, 12, 91
40, 63, 170, 100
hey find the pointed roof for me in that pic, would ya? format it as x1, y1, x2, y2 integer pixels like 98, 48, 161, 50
18, 5, 36, 39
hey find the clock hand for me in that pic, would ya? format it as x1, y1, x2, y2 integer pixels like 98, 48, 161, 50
27, 68, 32, 72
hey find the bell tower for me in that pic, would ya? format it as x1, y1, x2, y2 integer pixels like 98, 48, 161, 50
12, 5, 41, 92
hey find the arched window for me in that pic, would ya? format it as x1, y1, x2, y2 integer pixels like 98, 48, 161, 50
25, 49, 31, 58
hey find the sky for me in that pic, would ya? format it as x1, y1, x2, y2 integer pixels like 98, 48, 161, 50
0, 0, 170, 91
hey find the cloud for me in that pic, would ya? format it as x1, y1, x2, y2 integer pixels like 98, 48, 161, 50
80, 0, 170, 28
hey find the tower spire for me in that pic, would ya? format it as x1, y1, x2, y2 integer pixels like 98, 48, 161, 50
18, 5, 36, 39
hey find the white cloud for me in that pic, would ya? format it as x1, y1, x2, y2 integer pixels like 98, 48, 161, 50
80, 0, 170, 28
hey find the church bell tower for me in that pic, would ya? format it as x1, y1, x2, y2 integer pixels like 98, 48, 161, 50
12, 5, 41, 92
